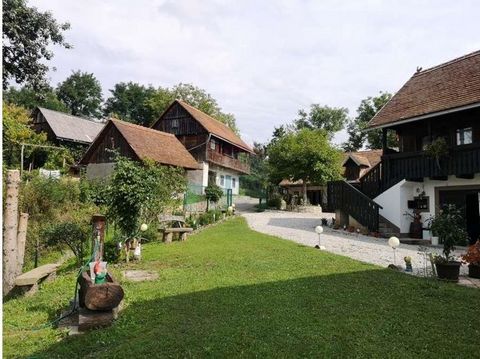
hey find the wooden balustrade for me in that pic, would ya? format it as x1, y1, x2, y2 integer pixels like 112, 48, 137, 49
206, 149, 250, 174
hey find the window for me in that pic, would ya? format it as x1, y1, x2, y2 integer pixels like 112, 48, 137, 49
220, 175, 225, 186
232, 178, 236, 188
456, 127, 472, 145
210, 140, 216, 150
171, 119, 179, 129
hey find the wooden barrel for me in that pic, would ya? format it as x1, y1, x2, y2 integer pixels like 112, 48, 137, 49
78, 271, 124, 311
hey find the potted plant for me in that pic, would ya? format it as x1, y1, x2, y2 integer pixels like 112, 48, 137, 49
424, 137, 449, 170
430, 205, 468, 281
462, 241, 480, 279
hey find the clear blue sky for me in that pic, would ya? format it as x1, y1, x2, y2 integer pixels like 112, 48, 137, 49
32, 0, 480, 146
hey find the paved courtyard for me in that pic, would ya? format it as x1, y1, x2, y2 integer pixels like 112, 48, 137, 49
241, 209, 475, 282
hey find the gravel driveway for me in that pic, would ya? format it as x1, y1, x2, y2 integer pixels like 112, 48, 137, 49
241, 210, 470, 277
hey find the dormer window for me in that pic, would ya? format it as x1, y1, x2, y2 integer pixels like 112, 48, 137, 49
456, 127, 472, 146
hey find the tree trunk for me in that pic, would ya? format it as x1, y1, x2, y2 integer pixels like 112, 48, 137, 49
3, 170, 20, 295
16, 213, 29, 277
302, 180, 308, 205
78, 271, 124, 311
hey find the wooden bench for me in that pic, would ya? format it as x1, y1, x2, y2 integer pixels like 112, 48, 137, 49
15, 263, 60, 296
158, 215, 193, 243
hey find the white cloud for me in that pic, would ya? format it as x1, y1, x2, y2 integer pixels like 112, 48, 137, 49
31, 0, 480, 145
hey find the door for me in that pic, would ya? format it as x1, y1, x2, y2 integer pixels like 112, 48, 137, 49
225, 175, 232, 189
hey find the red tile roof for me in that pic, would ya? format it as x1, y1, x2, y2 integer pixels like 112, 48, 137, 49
112, 120, 199, 169
368, 50, 480, 128
175, 100, 254, 153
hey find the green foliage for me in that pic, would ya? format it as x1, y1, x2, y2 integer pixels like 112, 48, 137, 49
267, 193, 283, 209
295, 104, 348, 138
147, 83, 239, 133
343, 92, 396, 150
430, 205, 468, 261
104, 82, 157, 126
205, 184, 223, 204
4, 85, 69, 112
240, 142, 268, 198
57, 70, 103, 117
106, 157, 186, 238
4, 218, 480, 358
2, 102, 47, 168
103, 241, 120, 263
425, 137, 449, 169
267, 128, 342, 187
43, 222, 89, 264
2, 0, 71, 89
198, 209, 222, 226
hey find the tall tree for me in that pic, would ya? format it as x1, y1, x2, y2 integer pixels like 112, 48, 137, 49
4, 85, 69, 113
240, 142, 268, 197
2, 0, 71, 90
147, 83, 239, 133
342, 92, 396, 151
57, 71, 103, 117
104, 82, 157, 126
268, 129, 342, 203
295, 104, 349, 138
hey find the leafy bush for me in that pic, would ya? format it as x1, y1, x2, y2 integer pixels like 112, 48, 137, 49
205, 184, 223, 210
321, 218, 328, 226
267, 194, 283, 209
43, 222, 89, 264
106, 156, 186, 239
430, 205, 468, 262
198, 210, 222, 226
103, 240, 120, 263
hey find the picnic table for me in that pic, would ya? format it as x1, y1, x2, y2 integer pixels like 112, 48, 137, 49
157, 215, 193, 243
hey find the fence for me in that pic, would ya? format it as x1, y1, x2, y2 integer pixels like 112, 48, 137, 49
183, 184, 233, 213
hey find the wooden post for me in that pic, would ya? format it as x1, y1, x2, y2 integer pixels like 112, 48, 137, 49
91, 214, 106, 260
16, 213, 29, 277
3, 170, 20, 295
382, 128, 388, 153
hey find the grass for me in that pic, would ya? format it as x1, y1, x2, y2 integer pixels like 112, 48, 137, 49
3, 217, 480, 358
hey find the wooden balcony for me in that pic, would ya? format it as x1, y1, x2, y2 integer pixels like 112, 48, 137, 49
206, 149, 250, 174
383, 143, 480, 183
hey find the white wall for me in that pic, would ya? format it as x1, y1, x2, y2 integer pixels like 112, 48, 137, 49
375, 174, 480, 234
86, 163, 115, 179
212, 167, 240, 195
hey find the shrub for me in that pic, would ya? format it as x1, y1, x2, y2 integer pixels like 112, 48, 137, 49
430, 205, 468, 262
267, 194, 282, 209
205, 184, 223, 210
321, 218, 328, 226
103, 241, 120, 263
43, 221, 89, 264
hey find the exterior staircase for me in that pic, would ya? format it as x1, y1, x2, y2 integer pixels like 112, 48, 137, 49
378, 215, 400, 238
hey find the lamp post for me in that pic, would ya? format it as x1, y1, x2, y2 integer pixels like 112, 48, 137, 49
388, 236, 400, 265
315, 225, 325, 250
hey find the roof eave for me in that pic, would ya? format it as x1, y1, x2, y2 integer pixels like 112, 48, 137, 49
366, 102, 480, 131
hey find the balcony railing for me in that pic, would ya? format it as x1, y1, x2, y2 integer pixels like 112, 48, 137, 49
383, 143, 480, 183
206, 149, 250, 174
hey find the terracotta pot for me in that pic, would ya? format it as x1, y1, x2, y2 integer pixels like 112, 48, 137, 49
468, 264, 480, 279
435, 261, 461, 281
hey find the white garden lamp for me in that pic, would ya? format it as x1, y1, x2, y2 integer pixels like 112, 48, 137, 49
140, 223, 148, 232
315, 225, 325, 250
388, 236, 400, 265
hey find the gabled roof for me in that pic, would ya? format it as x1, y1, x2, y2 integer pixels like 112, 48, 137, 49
368, 50, 480, 129
154, 100, 254, 153
80, 119, 199, 170
342, 150, 382, 168
35, 107, 105, 144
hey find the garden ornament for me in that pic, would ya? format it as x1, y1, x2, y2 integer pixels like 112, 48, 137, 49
315, 225, 325, 250
404, 256, 413, 272
388, 236, 400, 265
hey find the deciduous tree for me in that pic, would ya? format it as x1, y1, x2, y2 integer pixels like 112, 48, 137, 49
104, 82, 157, 126
295, 104, 348, 139
268, 129, 342, 203
4, 85, 69, 113
57, 71, 103, 118
2, 0, 71, 89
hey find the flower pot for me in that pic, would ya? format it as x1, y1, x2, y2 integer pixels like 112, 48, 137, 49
435, 261, 461, 281
468, 264, 480, 279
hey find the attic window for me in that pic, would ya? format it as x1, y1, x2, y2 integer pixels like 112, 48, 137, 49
456, 127, 472, 146
171, 119, 179, 129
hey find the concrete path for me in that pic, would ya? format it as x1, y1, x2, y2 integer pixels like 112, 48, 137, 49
241, 210, 472, 279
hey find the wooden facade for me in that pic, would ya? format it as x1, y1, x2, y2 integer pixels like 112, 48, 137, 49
153, 101, 250, 174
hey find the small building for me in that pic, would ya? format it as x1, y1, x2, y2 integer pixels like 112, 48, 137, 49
279, 150, 382, 207
32, 107, 105, 147
328, 50, 480, 242
79, 119, 199, 179
151, 100, 254, 195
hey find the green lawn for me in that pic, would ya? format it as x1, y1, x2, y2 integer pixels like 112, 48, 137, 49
3, 217, 480, 358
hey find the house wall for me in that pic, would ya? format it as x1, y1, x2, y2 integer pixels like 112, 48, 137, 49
85, 162, 115, 179
375, 175, 480, 235
209, 164, 240, 195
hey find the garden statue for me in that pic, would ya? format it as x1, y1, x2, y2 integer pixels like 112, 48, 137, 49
404, 256, 413, 272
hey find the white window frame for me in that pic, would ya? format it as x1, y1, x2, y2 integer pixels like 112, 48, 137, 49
232, 178, 236, 188
456, 127, 472, 146
220, 175, 225, 186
